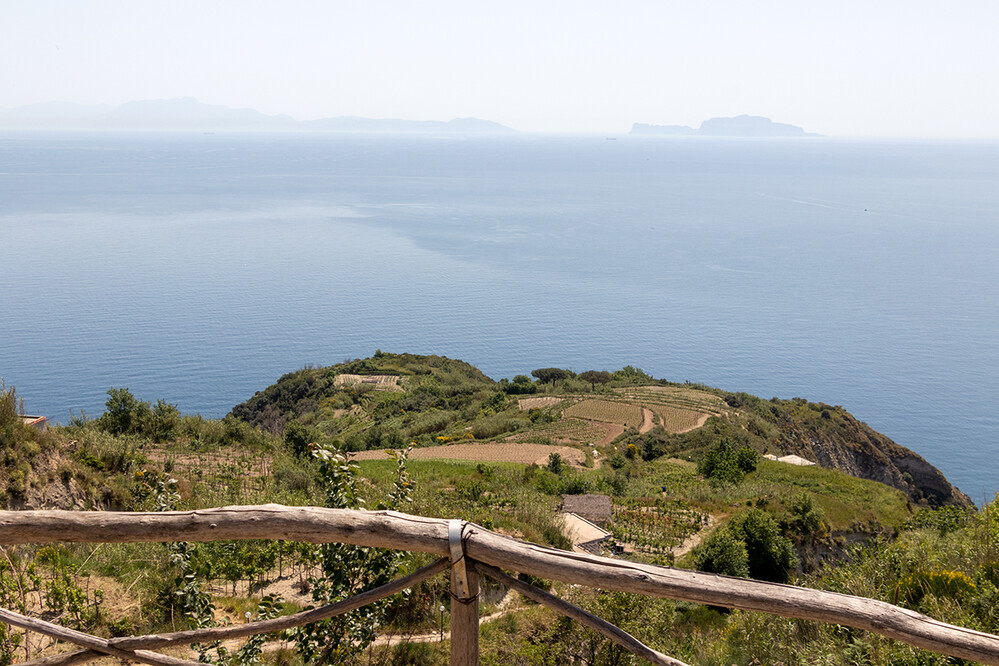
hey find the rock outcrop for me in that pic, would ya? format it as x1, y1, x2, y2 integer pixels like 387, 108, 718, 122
772, 404, 971, 507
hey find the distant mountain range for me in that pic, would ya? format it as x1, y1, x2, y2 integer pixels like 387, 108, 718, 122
632, 115, 818, 137
0, 98, 515, 133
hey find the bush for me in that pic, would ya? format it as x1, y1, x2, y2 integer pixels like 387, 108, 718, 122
149, 399, 180, 442
728, 509, 798, 583
787, 493, 825, 538
561, 474, 591, 495
284, 421, 314, 457
404, 410, 457, 438
100, 388, 145, 435
694, 530, 750, 578
470, 416, 528, 439
897, 569, 977, 606
697, 439, 758, 484
273, 464, 312, 493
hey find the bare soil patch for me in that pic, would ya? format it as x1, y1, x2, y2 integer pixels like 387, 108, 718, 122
333, 374, 403, 391
354, 443, 586, 467
638, 408, 655, 434
517, 396, 563, 410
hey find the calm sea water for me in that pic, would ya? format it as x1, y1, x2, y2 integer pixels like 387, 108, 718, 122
1, 132, 997, 500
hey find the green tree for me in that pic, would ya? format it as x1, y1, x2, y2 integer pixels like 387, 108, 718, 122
101, 388, 143, 435
612, 365, 653, 383
149, 399, 180, 442
284, 422, 314, 458
787, 493, 825, 539
531, 367, 574, 386
501, 374, 538, 395
578, 370, 612, 392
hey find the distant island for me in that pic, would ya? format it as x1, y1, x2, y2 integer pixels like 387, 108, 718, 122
632, 114, 818, 137
0, 97, 515, 133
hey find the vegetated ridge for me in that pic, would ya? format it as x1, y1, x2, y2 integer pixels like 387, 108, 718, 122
231, 352, 968, 508
2, 354, 996, 665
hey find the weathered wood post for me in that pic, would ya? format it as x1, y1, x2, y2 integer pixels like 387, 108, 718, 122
448, 520, 479, 665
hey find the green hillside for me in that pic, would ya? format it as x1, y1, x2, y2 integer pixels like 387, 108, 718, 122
0, 358, 994, 665
230, 352, 968, 507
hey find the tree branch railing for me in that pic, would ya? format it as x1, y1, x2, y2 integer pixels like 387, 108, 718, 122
1, 505, 998, 665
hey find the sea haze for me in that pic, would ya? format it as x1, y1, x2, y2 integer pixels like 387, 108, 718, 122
1, 132, 997, 500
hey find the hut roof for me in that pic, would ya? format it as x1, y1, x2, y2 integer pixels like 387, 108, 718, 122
560, 494, 613, 523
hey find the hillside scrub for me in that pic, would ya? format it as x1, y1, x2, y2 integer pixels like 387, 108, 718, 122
0, 354, 985, 664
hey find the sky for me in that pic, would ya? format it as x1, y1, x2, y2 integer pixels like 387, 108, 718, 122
2, 0, 998, 137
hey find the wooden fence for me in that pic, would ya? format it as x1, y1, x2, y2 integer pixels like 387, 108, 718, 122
1, 505, 999, 665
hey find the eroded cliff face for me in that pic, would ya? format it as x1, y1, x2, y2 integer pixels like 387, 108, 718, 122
773, 407, 971, 508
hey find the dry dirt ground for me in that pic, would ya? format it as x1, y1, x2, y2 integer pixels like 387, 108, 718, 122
516, 396, 563, 410
639, 407, 655, 434
353, 443, 586, 467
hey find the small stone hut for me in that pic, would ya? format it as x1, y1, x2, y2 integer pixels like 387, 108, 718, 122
560, 494, 613, 526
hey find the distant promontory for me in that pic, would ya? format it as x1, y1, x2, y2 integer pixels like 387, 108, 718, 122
632, 115, 817, 137
0, 97, 515, 133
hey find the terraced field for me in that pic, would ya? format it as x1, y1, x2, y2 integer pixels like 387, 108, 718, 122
613, 385, 727, 415
517, 396, 564, 410
506, 418, 607, 445
564, 399, 644, 428
649, 405, 710, 433
606, 386, 726, 432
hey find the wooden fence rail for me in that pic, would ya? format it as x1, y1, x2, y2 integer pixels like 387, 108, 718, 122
1, 505, 999, 665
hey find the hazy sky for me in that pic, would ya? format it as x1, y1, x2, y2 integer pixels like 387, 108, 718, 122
3, 0, 998, 137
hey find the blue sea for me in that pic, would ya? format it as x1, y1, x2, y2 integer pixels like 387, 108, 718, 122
1, 132, 997, 500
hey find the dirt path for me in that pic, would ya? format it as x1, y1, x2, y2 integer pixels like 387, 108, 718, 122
671, 514, 717, 558
372, 588, 519, 647
638, 408, 655, 434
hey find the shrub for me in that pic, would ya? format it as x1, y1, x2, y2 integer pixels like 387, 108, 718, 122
404, 411, 457, 438
149, 399, 180, 442
284, 421, 314, 458
694, 530, 750, 578
470, 417, 528, 439
697, 439, 758, 484
561, 474, 591, 495
273, 464, 312, 493
787, 493, 825, 538
100, 388, 144, 435
728, 509, 798, 583
897, 569, 977, 606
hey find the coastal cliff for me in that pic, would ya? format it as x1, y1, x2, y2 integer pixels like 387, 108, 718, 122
731, 396, 971, 507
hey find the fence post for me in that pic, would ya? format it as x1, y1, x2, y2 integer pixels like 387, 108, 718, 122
449, 520, 479, 665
